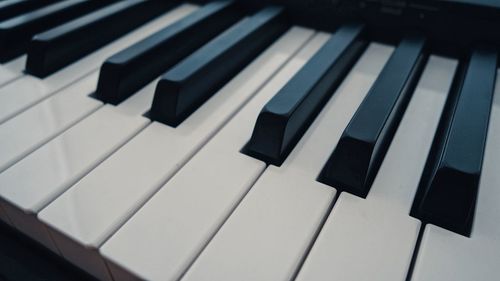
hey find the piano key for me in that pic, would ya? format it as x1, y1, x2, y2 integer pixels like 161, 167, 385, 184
0, 4, 198, 124
0, 0, 112, 62
100, 32, 330, 281
0, 55, 25, 87
26, 0, 177, 78
151, 6, 289, 126
295, 56, 458, 281
318, 35, 427, 198
243, 23, 367, 165
95, 0, 241, 105
38, 26, 314, 280
411, 71, 500, 281
115, 78, 159, 116
0, 105, 148, 252
3, 54, 25, 72
0, 72, 101, 173
411, 47, 497, 236
0, 0, 58, 22
181, 41, 391, 281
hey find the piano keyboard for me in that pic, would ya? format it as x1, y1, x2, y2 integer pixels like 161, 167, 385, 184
0, 1, 498, 280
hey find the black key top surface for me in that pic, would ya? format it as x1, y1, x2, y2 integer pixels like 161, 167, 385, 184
95, 0, 242, 105
318, 35, 427, 197
0, 0, 112, 62
0, 0, 59, 22
25, 0, 175, 78
411, 47, 497, 236
243, 24, 367, 166
150, 6, 289, 127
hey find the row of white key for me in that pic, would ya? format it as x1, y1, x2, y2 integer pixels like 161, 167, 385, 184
36, 26, 315, 281
0, 72, 101, 173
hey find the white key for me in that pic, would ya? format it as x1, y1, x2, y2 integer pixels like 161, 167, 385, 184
181, 43, 393, 281
4, 56, 27, 73
38, 27, 314, 280
0, 72, 101, 173
115, 79, 158, 116
0, 4, 198, 124
0, 69, 159, 278
100, 32, 330, 281
295, 56, 458, 281
0, 55, 26, 86
410, 72, 500, 281
0, 105, 148, 254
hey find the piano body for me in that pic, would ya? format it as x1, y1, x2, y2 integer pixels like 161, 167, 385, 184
0, 0, 499, 280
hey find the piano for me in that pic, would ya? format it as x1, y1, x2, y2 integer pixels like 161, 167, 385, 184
0, 0, 498, 280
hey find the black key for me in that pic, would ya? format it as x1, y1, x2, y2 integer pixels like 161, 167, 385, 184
0, 0, 59, 22
95, 0, 242, 105
318, 35, 427, 198
411, 47, 497, 236
0, 0, 112, 62
243, 23, 367, 166
25, 0, 176, 78
151, 6, 289, 127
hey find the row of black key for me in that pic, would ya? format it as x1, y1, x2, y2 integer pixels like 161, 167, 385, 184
95, 0, 242, 105
93, 2, 288, 126
0, 0, 495, 238
151, 6, 288, 126
0, 0, 115, 62
25, 0, 177, 77
243, 24, 496, 237
0, 0, 59, 22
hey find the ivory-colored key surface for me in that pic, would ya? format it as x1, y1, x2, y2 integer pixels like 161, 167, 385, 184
100, 32, 331, 281
0, 106, 148, 250
0, 4, 198, 124
182, 42, 392, 281
0, 66, 185, 281
3, 55, 26, 72
38, 26, 314, 280
0, 72, 101, 173
411, 71, 500, 281
0, 55, 26, 86
295, 56, 458, 281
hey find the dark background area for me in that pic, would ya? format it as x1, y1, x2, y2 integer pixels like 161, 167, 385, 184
0, 221, 95, 281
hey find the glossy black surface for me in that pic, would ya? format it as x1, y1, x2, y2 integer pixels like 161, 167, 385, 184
151, 6, 288, 126
0, 0, 59, 22
238, 0, 500, 56
25, 0, 175, 78
244, 23, 367, 165
318, 36, 427, 197
411, 47, 497, 236
95, 0, 242, 105
0, 0, 112, 62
